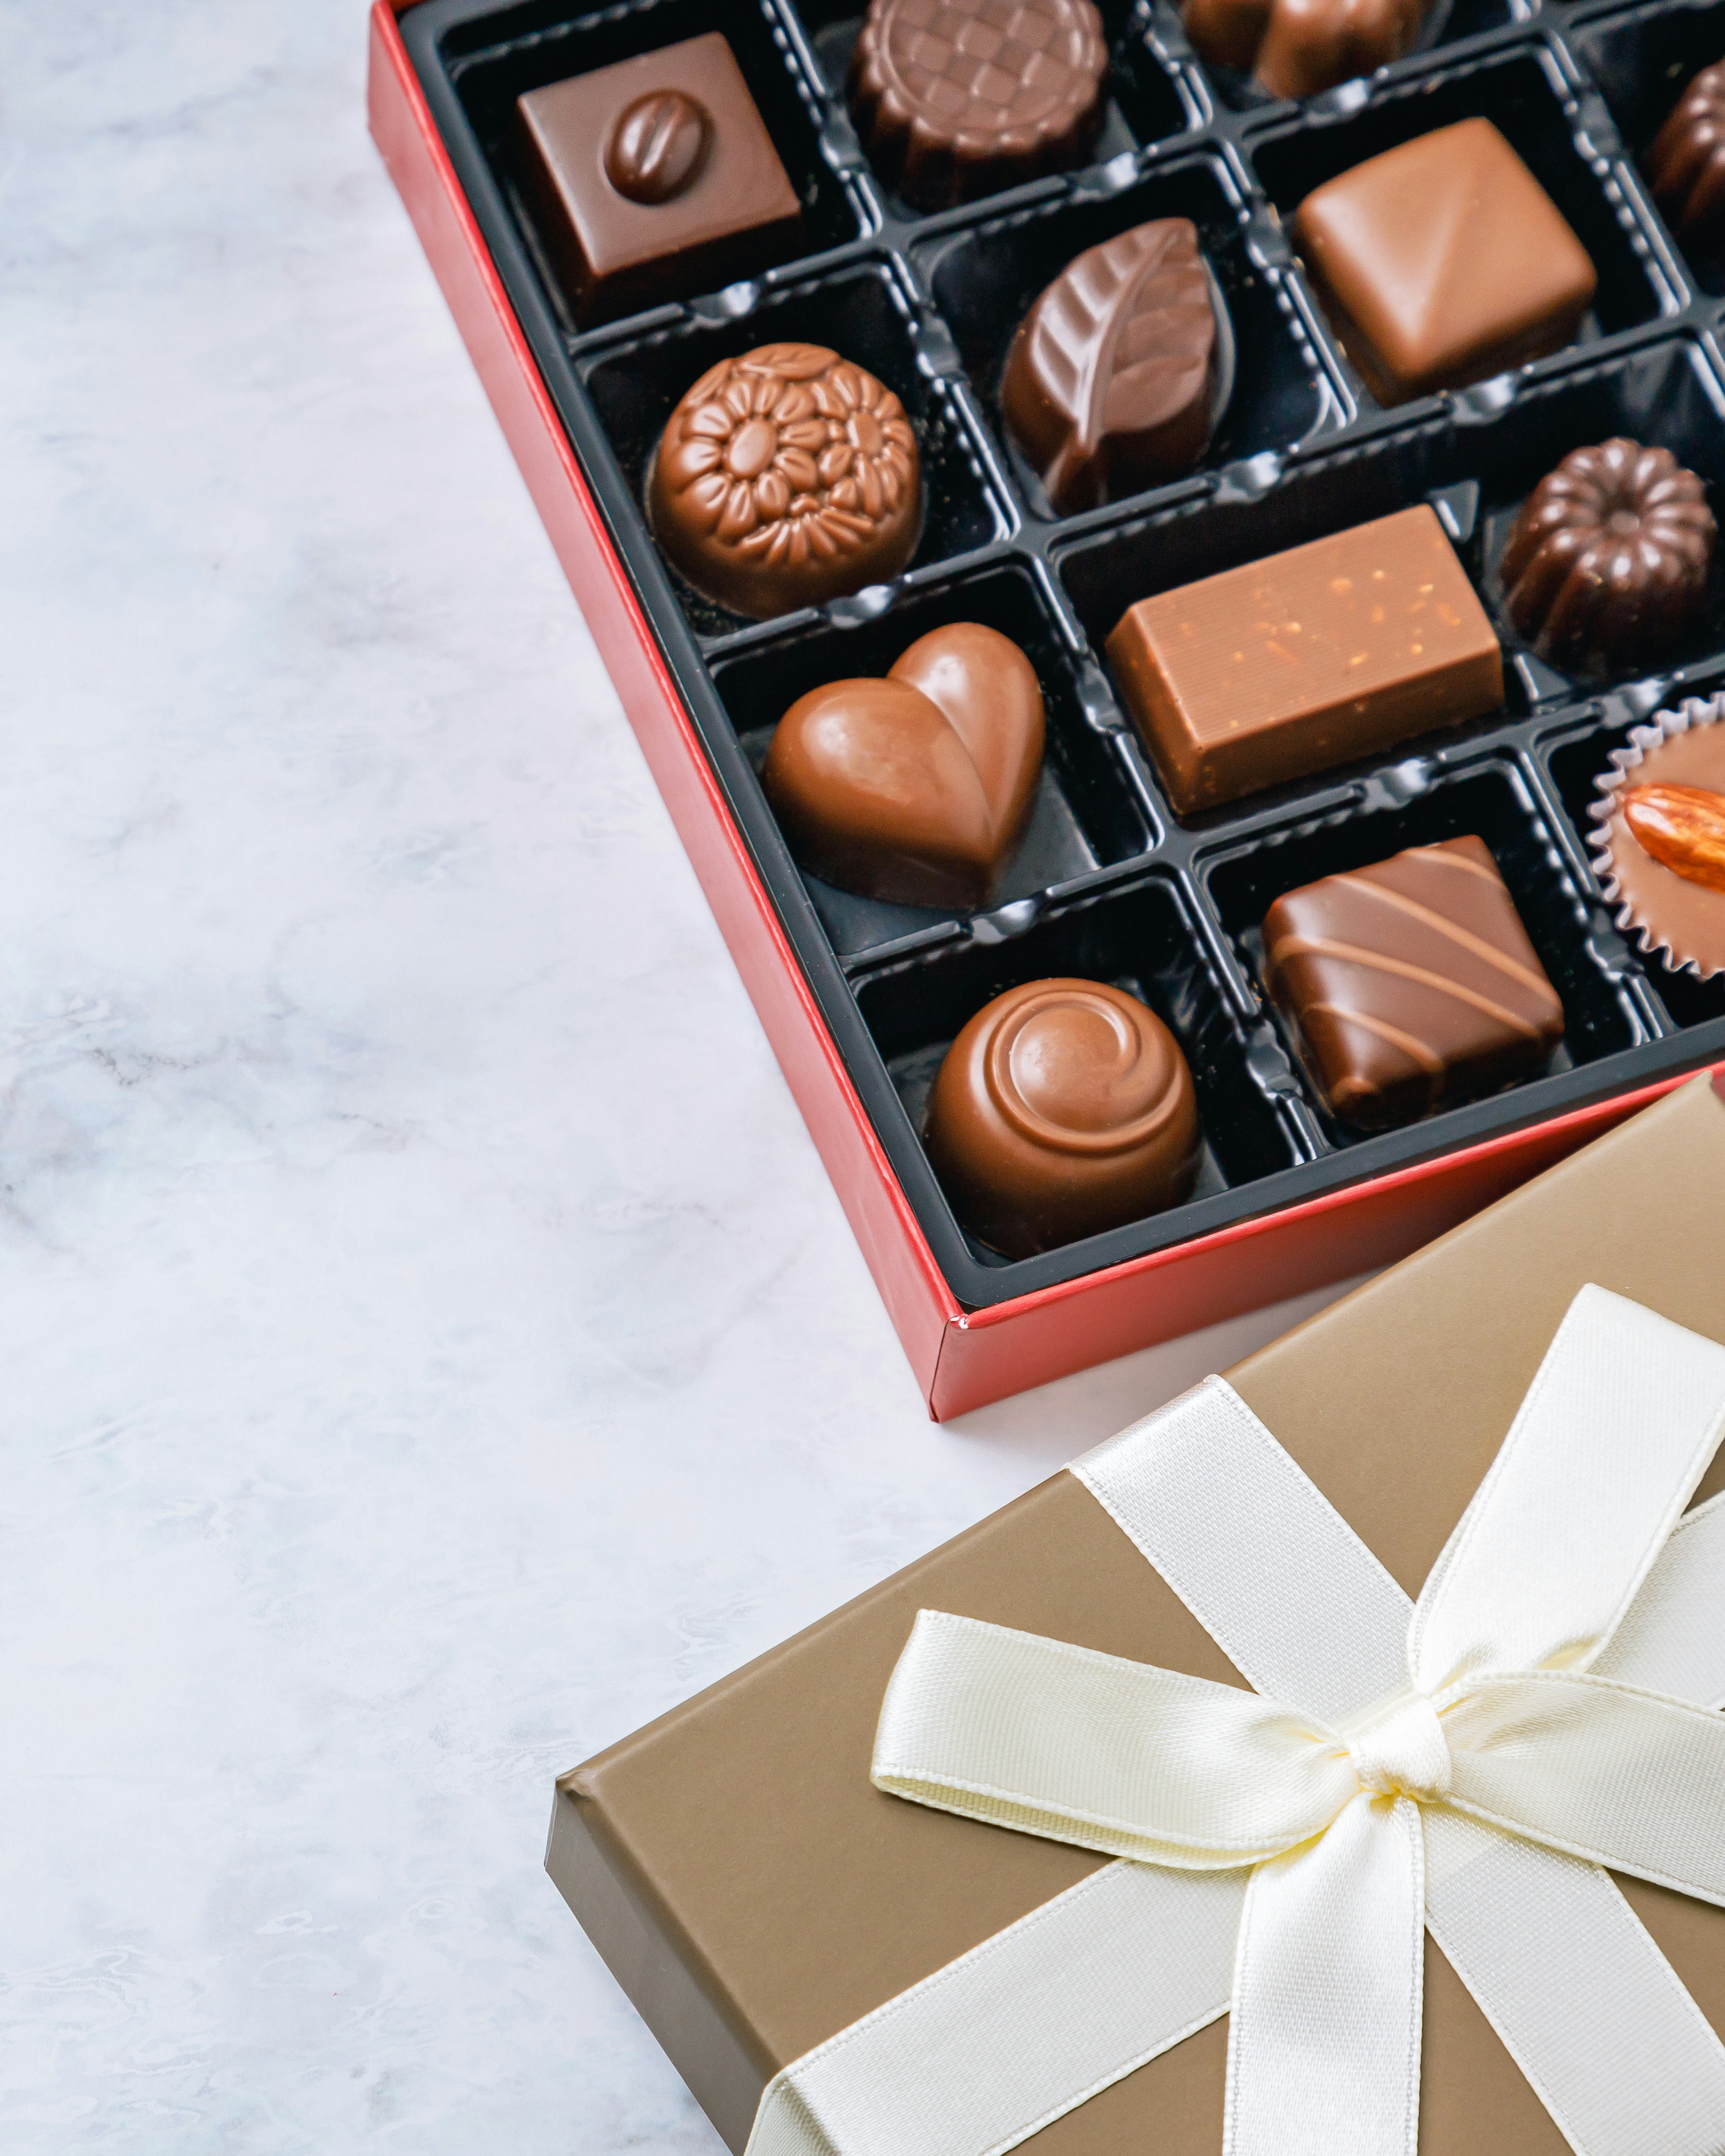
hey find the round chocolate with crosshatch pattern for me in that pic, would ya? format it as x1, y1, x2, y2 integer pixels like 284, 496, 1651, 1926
647, 343, 922, 619
848, 0, 1110, 212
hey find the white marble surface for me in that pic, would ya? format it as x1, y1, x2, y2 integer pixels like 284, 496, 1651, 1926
0, 7, 1366, 2149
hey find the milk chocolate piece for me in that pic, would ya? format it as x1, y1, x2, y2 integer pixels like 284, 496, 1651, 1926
649, 344, 922, 620
1292, 119, 1597, 405
1105, 505, 1503, 814
848, 0, 1109, 212
515, 35, 802, 327
924, 979, 1200, 1255
1262, 836, 1564, 1130
1595, 708, 1725, 977
761, 623, 1046, 909
1648, 62, 1725, 261
1000, 219, 1221, 515
1183, 0, 1423, 102
1500, 439, 1715, 678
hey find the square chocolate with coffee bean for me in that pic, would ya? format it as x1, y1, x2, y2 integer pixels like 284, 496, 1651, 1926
515, 33, 803, 328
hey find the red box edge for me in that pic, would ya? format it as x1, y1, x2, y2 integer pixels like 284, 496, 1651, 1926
367, 5, 1720, 1421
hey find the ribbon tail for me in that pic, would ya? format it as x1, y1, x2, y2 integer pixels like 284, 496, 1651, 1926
1224, 1792, 1423, 2156
747, 1861, 1244, 2156
1425, 1809, 1725, 2156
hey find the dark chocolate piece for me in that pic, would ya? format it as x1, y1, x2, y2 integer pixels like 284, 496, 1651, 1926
1105, 505, 1503, 814
515, 35, 802, 328
761, 623, 1046, 909
1648, 62, 1725, 262
847, 0, 1108, 212
1500, 439, 1715, 678
648, 344, 922, 620
924, 979, 1200, 1255
1000, 219, 1221, 515
1292, 119, 1597, 405
1594, 708, 1725, 978
1262, 836, 1565, 1131
1182, 0, 1422, 102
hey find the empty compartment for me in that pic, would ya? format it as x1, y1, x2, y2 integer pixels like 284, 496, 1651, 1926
579, 260, 1008, 636
1250, 45, 1674, 412
915, 152, 1339, 518
427, 0, 862, 337
791, 0, 1196, 203
1201, 760, 1645, 1140
853, 871, 1302, 1259
1573, 0, 1725, 295
711, 559, 1156, 957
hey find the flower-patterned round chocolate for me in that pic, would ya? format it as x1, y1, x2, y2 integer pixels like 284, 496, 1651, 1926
1499, 438, 1715, 679
924, 978, 1200, 1259
647, 343, 923, 620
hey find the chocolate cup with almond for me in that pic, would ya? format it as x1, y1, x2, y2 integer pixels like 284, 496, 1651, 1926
1590, 691, 1725, 978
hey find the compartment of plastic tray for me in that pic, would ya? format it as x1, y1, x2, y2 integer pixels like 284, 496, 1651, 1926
578, 260, 1011, 637
428, 0, 864, 340
709, 557, 1158, 958
913, 150, 1342, 519
1199, 760, 1651, 1142
1249, 43, 1678, 413
1571, 0, 1725, 295
852, 870, 1305, 1260
787, 0, 1199, 207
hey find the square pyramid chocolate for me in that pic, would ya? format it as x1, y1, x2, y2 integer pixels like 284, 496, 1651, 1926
1292, 118, 1597, 405
1261, 835, 1566, 1130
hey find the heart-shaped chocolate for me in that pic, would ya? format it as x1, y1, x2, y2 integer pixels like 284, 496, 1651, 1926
761, 622, 1046, 909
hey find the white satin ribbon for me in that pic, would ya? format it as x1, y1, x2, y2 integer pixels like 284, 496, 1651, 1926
745, 1286, 1725, 2156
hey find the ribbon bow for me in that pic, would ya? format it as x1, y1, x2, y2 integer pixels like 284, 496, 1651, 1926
747, 1287, 1725, 2156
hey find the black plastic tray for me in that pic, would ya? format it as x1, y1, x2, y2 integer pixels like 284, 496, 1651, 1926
401, 0, 1725, 1308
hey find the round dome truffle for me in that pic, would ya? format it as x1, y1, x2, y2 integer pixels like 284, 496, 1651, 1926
648, 344, 922, 620
1499, 438, 1715, 678
924, 978, 1200, 1258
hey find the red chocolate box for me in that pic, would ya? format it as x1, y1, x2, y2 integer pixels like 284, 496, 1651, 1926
367, 0, 1725, 1415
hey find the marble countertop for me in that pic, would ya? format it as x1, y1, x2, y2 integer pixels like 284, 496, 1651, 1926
2, 7, 1363, 2149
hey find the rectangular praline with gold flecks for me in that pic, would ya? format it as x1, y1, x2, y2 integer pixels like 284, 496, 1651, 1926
1261, 836, 1566, 1131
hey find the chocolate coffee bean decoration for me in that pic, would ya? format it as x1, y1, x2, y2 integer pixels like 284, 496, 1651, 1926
649, 344, 922, 620
1500, 439, 1715, 677
1001, 218, 1221, 515
605, 89, 713, 204
924, 979, 1201, 1257
761, 623, 1045, 909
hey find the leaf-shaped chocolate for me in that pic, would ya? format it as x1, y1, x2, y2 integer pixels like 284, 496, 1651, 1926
1001, 219, 1220, 516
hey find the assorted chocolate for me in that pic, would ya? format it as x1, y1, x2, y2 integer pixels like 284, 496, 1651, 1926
1001, 218, 1223, 514
1648, 62, 1725, 263
762, 623, 1045, 908
1500, 440, 1716, 679
924, 979, 1200, 1254
847, 0, 1110, 210
478, 9, 1725, 1263
515, 35, 801, 327
1593, 701, 1725, 979
649, 345, 921, 619
1183, 0, 1423, 102
1106, 505, 1503, 813
1261, 836, 1565, 1130
1293, 119, 1597, 404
